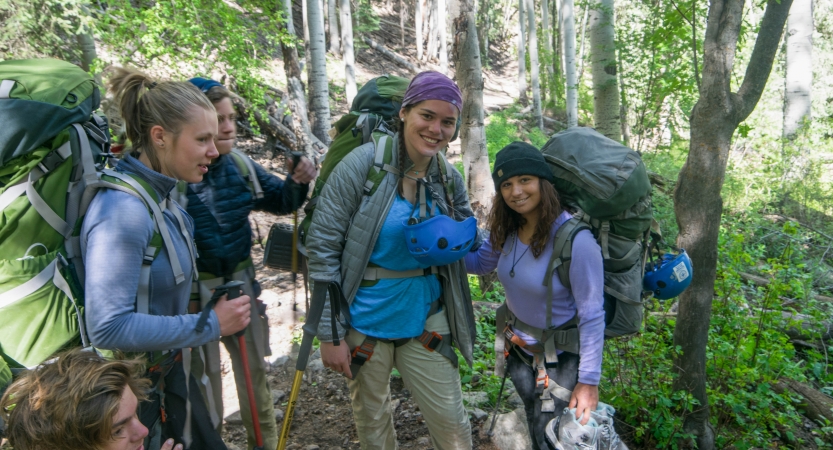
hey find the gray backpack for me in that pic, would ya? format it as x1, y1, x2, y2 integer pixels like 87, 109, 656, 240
541, 127, 654, 339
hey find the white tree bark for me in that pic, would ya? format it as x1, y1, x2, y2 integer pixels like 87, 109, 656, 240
560, 0, 577, 127
589, 0, 621, 141
340, 0, 357, 104
416, 0, 425, 60
302, 0, 310, 65
284, 0, 297, 36
400, 0, 406, 47
328, 0, 340, 55
428, 0, 438, 61
783, 0, 813, 139
438, 0, 449, 73
454, 0, 494, 222
517, 0, 528, 105
526, 0, 542, 129
576, 2, 589, 85
541, 0, 554, 81
307, 0, 332, 144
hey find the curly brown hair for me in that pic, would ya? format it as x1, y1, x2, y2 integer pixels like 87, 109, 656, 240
0, 349, 150, 450
487, 178, 562, 258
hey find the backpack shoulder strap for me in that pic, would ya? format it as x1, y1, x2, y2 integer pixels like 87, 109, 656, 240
230, 149, 264, 200
436, 151, 456, 210
365, 130, 399, 196
542, 216, 591, 327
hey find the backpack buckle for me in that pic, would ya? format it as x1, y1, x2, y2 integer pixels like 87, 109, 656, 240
351, 339, 375, 365
417, 330, 443, 351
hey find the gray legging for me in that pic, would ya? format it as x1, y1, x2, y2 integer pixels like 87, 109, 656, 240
506, 347, 580, 450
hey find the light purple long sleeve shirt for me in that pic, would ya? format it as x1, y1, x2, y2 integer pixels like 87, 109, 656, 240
465, 211, 605, 385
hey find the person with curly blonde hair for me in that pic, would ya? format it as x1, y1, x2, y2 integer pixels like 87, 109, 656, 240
0, 349, 182, 450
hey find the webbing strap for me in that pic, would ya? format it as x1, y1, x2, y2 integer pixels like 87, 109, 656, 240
0, 79, 14, 98
168, 198, 197, 280
373, 134, 389, 172
137, 246, 157, 315
196, 345, 221, 428
600, 221, 611, 259
362, 265, 438, 280
494, 303, 508, 378
543, 224, 574, 328
231, 149, 264, 199
604, 285, 643, 305
71, 123, 99, 186
181, 347, 193, 449
26, 171, 73, 238
103, 170, 186, 284
0, 182, 26, 213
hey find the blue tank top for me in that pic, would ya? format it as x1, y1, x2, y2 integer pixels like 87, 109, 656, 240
349, 194, 442, 339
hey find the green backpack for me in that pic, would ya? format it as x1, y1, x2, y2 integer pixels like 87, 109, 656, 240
0, 59, 184, 390
298, 74, 456, 246
541, 127, 654, 339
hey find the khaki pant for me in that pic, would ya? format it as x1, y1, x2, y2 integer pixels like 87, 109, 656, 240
346, 312, 472, 450
190, 271, 277, 450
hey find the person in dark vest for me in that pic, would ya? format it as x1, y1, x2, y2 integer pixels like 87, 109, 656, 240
181, 77, 316, 450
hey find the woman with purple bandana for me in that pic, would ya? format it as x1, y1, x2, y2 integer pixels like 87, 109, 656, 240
305, 71, 482, 449
465, 142, 605, 449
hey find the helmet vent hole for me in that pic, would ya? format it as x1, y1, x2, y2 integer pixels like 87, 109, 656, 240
657, 281, 667, 288
437, 238, 448, 249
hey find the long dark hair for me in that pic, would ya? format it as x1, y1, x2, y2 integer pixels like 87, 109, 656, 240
487, 179, 562, 258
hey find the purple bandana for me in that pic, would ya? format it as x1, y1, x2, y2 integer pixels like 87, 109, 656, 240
401, 71, 463, 112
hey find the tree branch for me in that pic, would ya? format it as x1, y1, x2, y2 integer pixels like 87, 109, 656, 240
734, 0, 794, 121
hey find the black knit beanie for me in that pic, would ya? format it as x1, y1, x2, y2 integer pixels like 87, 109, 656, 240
492, 142, 554, 190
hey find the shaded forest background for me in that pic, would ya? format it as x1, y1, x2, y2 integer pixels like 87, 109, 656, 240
2, 0, 833, 448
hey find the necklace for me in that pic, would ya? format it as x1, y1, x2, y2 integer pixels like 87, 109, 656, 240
509, 234, 530, 278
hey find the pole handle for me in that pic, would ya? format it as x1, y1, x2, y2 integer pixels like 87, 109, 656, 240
214, 280, 246, 337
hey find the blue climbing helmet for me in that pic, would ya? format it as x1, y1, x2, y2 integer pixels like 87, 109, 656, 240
643, 249, 693, 300
403, 215, 477, 266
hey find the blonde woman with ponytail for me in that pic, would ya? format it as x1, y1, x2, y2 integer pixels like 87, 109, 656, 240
80, 67, 250, 450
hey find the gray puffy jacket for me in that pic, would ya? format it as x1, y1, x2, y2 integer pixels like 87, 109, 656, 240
306, 139, 483, 366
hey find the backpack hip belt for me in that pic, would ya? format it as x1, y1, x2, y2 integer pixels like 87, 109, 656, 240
347, 299, 455, 377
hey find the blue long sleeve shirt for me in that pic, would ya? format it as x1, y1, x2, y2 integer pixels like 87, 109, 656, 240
81, 155, 221, 353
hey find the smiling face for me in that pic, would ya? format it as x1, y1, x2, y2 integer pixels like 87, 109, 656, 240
104, 387, 148, 450
213, 97, 237, 155
500, 175, 542, 220
399, 100, 459, 167
155, 106, 219, 183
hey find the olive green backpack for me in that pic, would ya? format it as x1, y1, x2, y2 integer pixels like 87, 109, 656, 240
0, 59, 181, 393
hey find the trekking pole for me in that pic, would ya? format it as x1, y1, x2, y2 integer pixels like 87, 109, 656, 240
213, 281, 264, 450
277, 282, 328, 450
487, 369, 510, 436
289, 151, 303, 312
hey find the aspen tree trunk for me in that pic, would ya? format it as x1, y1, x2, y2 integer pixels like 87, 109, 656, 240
672, 1, 793, 448
517, 0, 528, 106
438, 0, 449, 73
783, 0, 813, 140
588, 0, 621, 141
525, 0, 542, 129
76, 30, 101, 85
453, 0, 493, 236
340, 0, 357, 104
303, 0, 311, 64
560, 0, 577, 127
428, 0, 439, 61
278, 1, 317, 163
479, 0, 489, 66
576, 2, 589, 85
307, 0, 332, 144
328, 0, 340, 55
284, 0, 298, 37
416, 0, 425, 60
541, 0, 553, 98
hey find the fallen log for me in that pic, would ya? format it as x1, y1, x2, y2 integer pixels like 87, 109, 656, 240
252, 109, 297, 151
773, 378, 833, 424
362, 36, 419, 73
739, 272, 832, 304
